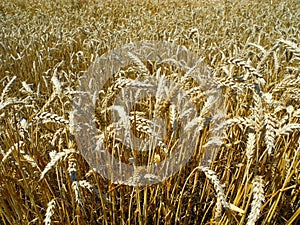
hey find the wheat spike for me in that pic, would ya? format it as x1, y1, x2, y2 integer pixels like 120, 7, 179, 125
169, 104, 177, 130
185, 96, 215, 132
215, 75, 245, 92
0, 76, 17, 103
39, 149, 75, 181
198, 166, 229, 209
246, 132, 256, 164
227, 58, 265, 85
247, 42, 267, 55
20, 150, 38, 168
1, 141, 24, 163
111, 77, 154, 92
277, 123, 300, 136
246, 176, 265, 225
21, 81, 34, 94
78, 180, 94, 193
67, 154, 77, 182
17, 117, 28, 139
278, 39, 300, 59
44, 198, 56, 225
35, 112, 69, 125
216, 117, 255, 132
257, 42, 279, 72
264, 113, 277, 155
127, 51, 150, 77
39, 151, 66, 181
252, 85, 264, 133
72, 181, 83, 205
293, 108, 300, 118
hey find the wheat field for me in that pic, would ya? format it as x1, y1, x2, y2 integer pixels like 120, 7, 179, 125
0, 0, 299, 224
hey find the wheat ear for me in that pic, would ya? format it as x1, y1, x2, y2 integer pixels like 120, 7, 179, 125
198, 166, 229, 209
44, 198, 56, 225
246, 176, 265, 225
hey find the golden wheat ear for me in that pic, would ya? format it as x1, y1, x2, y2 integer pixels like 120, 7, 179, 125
247, 176, 265, 225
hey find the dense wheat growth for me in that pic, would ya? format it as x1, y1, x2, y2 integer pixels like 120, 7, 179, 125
0, 0, 299, 224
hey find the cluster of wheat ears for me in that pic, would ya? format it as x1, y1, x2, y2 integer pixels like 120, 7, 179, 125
0, 0, 299, 224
